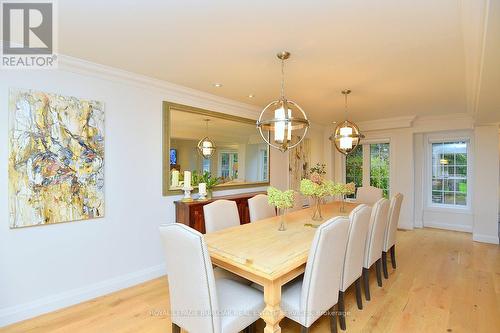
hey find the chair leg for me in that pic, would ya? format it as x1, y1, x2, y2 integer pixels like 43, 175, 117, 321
382, 251, 389, 279
390, 245, 397, 269
301, 325, 310, 333
354, 277, 363, 310
329, 304, 338, 333
172, 323, 181, 333
338, 291, 346, 330
363, 267, 370, 301
375, 258, 383, 287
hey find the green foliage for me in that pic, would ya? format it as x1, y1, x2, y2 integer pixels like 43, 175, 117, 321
267, 187, 295, 209
300, 179, 336, 198
192, 170, 221, 190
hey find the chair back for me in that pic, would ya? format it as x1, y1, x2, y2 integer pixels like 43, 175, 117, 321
203, 199, 240, 233
363, 198, 390, 268
300, 216, 350, 327
383, 193, 404, 251
248, 194, 276, 222
288, 193, 308, 212
159, 224, 220, 333
340, 204, 372, 292
356, 186, 383, 205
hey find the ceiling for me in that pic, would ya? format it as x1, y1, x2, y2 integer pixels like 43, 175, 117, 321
56, 0, 499, 124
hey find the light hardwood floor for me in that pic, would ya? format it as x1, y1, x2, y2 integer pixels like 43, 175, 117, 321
2, 228, 499, 333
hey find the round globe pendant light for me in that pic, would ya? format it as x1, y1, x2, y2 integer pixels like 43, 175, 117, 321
197, 119, 216, 158
330, 89, 364, 155
257, 51, 310, 152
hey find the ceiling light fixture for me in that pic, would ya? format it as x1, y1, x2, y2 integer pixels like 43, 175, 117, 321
329, 89, 364, 155
197, 119, 216, 159
256, 51, 310, 152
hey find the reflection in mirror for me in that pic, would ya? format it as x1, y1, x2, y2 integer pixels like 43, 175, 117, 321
164, 103, 270, 193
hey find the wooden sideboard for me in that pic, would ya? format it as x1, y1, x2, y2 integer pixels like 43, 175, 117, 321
174, 191, 265, 233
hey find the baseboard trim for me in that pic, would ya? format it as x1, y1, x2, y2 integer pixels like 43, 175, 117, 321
423, 221, 473, 233
0, 264, 167, 328
472, 233, 500, 244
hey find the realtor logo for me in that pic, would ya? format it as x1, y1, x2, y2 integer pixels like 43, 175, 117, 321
2, 1, 57, 68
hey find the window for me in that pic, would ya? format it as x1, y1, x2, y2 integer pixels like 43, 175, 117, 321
344, 142, 390, 198
259, 149, 268, 181
219, 151, 238, 179
431, 141, 468, 206
345, 146, 363, 198
370, 143, 390, 197
202, 158, 210, 173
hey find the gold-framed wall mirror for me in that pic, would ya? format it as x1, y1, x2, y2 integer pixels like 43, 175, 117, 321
162, 102, 270, 196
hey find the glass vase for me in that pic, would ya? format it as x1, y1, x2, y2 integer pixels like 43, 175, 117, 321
311, 197, 323, 221
339, 194, 346, 213
278, 208, 287, 231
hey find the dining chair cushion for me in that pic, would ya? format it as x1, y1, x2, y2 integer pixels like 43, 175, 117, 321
383, 193, 404, 252
340, 204, 372, 292
204, 200, 240, 233
159, 223, 264, 333
363, 198, 390, 268
356, 186, 383, 205
248, 194, 276, 222
217, 278, 265, 333
281, 216, 350, 328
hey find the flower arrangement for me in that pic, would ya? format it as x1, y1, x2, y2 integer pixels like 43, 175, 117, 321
267, 187, 295, 209
299, 178, 335, 198
192, 171, 221, 191
331, 182, 356, 196
267, 187, 295, 231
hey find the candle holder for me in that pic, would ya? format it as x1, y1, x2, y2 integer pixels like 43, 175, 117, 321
197, 191, 207, 201
182, 186, 193, 202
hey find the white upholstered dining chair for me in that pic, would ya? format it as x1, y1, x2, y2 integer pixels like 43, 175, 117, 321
356, 186, 383, 205
159, 223, 264, 333
280, 216, 350, 333
338, 204, 372, 330
203, 199, 240, 233
362, 198, 390, 301
248, 194, 276, 222
382, 193, 404, 279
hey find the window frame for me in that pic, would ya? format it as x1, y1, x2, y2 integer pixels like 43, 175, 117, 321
425, 134, 473, 213
342, 138, 392, 199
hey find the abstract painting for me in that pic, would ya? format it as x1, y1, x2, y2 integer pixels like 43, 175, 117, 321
8, 89, 105, 228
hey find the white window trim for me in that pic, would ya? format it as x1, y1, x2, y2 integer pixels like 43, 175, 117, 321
342, 139, 392, 197
424, 133, 473, 213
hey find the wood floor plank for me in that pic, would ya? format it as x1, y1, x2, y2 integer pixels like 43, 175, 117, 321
1, 228, 498, 333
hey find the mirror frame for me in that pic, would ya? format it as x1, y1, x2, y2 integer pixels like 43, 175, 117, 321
162, 101, 271, 196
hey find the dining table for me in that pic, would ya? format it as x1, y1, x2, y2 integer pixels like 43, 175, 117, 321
204, 200, 359, 333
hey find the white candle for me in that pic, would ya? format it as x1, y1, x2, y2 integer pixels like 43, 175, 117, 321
184, 171, 191, 188
198, 183, 207, 195
171, 170, 179, 187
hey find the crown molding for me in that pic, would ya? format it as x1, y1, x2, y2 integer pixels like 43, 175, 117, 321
357, 115, 416, 132
56, 55, 262, 119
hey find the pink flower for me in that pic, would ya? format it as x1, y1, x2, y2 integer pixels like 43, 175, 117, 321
309, 172, 323, 185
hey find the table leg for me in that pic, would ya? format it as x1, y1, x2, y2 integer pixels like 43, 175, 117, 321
261, 280, 284, 333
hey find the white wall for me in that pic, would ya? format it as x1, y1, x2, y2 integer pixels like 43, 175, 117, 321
473, 125, 500, 243
0, 57, 327, 326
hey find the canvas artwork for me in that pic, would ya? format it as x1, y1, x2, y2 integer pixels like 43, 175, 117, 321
8, 89, 105, 228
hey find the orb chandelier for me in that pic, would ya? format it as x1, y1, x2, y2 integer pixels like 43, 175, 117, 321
257, 51, 310, 152
197, 119, 216, 159
330, 89, 364, 155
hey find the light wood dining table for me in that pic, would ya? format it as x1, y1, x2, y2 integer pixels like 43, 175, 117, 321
204, 201, 358, 333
